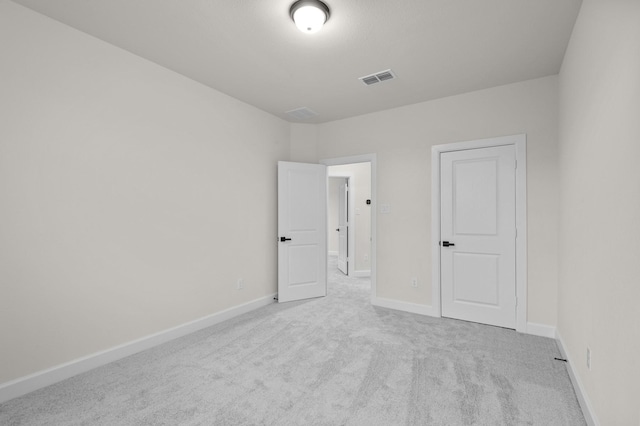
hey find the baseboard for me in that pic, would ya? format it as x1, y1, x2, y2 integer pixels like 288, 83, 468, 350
0, 293, 276, 404
555, 331, 600, 426
351, 270, 370, 278
370, 301, 560, 339
526, 322, 556, 338
371, 297, 439, 317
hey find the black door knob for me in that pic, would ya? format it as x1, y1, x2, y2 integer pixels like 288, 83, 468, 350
441, 241, 455, 247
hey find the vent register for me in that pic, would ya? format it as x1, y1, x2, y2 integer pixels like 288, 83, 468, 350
285, 69, 396, 120
285, 107, 318, 120
359, 69, 396, 85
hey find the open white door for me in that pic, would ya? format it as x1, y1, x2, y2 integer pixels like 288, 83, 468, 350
337, 180, 348, 275
277, 161, 327, 303
440, 145, 516, 329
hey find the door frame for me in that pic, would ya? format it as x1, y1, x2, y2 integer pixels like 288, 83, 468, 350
321, 154, 377, 303
431, 135, 527, 332
328, 174, 354, 276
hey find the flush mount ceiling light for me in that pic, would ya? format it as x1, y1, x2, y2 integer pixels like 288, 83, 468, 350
290, 0, 330, 34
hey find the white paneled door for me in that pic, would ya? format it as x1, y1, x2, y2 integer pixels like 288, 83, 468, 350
277, 161, 327, 303
440, 145, 517, 329
337, 180, 348, 275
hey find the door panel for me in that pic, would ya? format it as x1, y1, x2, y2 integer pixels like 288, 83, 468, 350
454, 160, 498, 235
441, 145, 516, 329
337, 180, 348, 274
278, 161, 327, 303
452, 253, 499, 306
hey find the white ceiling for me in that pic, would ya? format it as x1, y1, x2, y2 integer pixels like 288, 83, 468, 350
12, 0, 582, 124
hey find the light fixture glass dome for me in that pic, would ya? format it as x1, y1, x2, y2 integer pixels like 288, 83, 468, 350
290, 0, 330, 34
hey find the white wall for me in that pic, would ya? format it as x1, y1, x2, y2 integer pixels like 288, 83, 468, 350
289, 123, 318, 163
0, 1, 289, 383
316, 76, 560, 326
557, 0, 640, 423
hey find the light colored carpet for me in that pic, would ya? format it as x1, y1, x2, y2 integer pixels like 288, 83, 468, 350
0, 257, 585, 425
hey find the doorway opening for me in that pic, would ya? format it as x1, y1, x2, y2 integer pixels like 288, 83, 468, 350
328, 176, 351, 275
321, 154, 376, 302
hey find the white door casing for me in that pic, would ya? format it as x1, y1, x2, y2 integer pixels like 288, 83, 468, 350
337, 180, 348, 274
440, 145, 516, 329
277, 161, 327, 303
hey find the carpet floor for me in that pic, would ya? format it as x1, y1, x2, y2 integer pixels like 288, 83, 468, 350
0, 257, 586, 425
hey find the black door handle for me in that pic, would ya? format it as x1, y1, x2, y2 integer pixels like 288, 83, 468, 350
280, 237, 292, 242
441, 241, 455, 247
336, 228, 340, 231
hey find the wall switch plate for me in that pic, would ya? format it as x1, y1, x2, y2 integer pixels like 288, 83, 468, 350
380, 204, 391, 214
411, 278, 418, 288
237, 279, 244, 290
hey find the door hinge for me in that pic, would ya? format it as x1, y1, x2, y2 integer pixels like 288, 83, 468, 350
515, 160, 518, 169
515, 228, 518, 238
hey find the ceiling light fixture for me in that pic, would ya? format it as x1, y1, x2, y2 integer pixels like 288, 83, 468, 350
290, 0, 330, 34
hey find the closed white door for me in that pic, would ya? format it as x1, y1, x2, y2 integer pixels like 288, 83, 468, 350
277, 161, 327, 303
440, 145, 516, 329
337, 180, 348, 274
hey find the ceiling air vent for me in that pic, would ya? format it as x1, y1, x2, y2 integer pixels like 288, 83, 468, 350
359, 69, 397, 86
285, 107, 318, 121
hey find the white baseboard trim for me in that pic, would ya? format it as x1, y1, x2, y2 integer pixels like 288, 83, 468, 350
556, 331, 599, 426
525, 322, 556, 338
0, 293, 276, 404
351, 270, 370, 278
371, 297, 439, 317
370, 301, 560, 340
